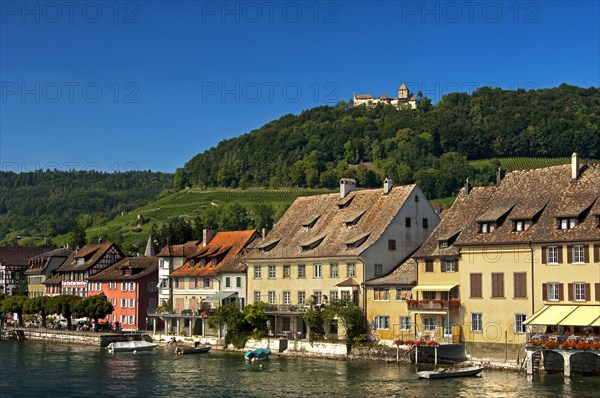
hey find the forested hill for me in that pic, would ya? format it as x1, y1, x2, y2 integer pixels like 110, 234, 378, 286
0, 170, 173, 245
179, 84, 600, 197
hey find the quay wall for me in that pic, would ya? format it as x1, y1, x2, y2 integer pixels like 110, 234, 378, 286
17, 328, 146, 347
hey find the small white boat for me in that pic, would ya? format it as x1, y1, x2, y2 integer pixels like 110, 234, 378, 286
107, 341, 157, 352
417, 366, 483, 379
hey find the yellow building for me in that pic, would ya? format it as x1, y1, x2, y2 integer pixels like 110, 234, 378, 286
244, 178, 439, 338
413, 154, 600, 355
363, 258, 416, 343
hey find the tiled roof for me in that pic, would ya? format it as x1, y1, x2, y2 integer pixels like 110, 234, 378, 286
417, 163, 600, 256
354, 94, 373, 99
0, 247, 54, 267
157, 240, 200, 257
245, 185, 416, 260
24, 248, 72, 275
87, 256, 158, 281
336, 278, 360, 287
170, 230, 259, 277
363, 257, 417, 286
57, 243, 124, 272
42, 276, 62, 285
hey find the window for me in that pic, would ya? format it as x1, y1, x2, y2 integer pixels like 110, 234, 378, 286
471, 313, 483, 332
470, 273, 482, 298
347, 263, 356, 277
129, 299, 135, 308
298, 264, 306, 278
254, 266, 262, 279
548, 283, 560, 301
121, 315, 127, 325
313, 263, 322, 278
574, 283, 586, 301
211, 258, 218, 267
515, 314, 526, 334
513, 273, 527, 298
128, 316, 135, 325
330, 291, 338, 301
194, 277, 199, 289
443, 259, 456, 272
283, 265, 290, 278
225, 277, 230, 288
374, 264, 383, 276
559, 217, 577, 230
148, 298, 157, 313
513, 220, 530, 232
121, 282, 127, 291
491, 273, 504, 298
405, 217, 411, 228
573, 245, 585, 263
442, 317, 453, 337
547, 246, 559, 264
423, 218, 429, 229
423, 291, 436, 300
96, 282, 101, 291
129, 282, 135, 291
268, 265, 276, 279
121, 299, 127, 308
204, 277, 211, 288
283, 291, 291, 305
235, 277, 241, 288
388, 239, 396, 251
425, 260, 433, 272
341, 291, 351, 300
254, 291, 261, 303
189, 259, 195, 268
174, 278, 180, 289
396, 289, 410, 301
373, 288, 389, 301
373, 316, 390, 330
148, 282, 157, 292
480, 222, 494, 233
298, 291, 306, 305
423, 317, 436, 332
268, 291, 276, 304
399, 316, 410, 331
313, 291, 322, 304
328, 263, 338, 278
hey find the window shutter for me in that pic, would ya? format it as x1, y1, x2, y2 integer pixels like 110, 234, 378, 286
557, 246, 563, 263
541, 246, 547, 264
583, 245, 589, 263
568, 283, 573, 301
567, 246, 573, 264
594, 244, 600, 263
542, 283, 547, 301
585, 283, 590, 302
596, 283, 600, 302
558, 283, 564, 301
455, 262, 459, 272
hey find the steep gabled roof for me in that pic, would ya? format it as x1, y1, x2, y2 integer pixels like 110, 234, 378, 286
57, 242, 124, 272
87, 256, 158, 281
170, 230, 260, 277
0, 247, 54, 267
156, 240, 200, 257
245, 185, 417, 260
363, 257, 417, 287
25, 247, 72, 275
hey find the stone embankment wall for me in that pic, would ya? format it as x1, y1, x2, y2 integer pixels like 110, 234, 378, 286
18, 328, 145, 346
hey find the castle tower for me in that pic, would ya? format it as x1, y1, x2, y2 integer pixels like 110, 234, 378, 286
398, 83, 408, 99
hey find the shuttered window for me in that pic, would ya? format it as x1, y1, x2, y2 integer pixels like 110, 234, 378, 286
492, 273, 504, 298
513, 273, 526, 298
470, 273, 482, 298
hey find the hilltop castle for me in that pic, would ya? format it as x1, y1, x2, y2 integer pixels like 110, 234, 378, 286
353, 83, 417, 109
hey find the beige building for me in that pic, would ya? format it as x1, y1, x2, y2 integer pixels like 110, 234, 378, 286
244, 178, 439, 338
353, 83, 417, 109
413, 154, 600, 355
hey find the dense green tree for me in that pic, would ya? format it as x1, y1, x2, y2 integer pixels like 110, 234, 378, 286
69, 224, 88, 248
73, 295, 114, 328
243, 302, 269, 338
219, 203, 249, 231
48, 295, 81, 330
1, 295, 28, 326
23, 296, 52, 327
324, 299, 367, 350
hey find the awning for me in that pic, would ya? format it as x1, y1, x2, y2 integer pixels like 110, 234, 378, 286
412, 310, 448, 315
412, 284, 457, 292
559, 305, 600, 326
523, 305, 577, 326
205, 291, 238, 302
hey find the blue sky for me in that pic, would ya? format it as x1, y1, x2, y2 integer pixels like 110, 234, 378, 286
1, 1, 599, 173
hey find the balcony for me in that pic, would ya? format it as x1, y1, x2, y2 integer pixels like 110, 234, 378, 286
526, 333, 600, 351
407, 299, 461, 311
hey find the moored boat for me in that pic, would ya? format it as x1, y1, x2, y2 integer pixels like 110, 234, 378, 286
417, 366, 483, 379
245, 348, 271, 361
175, 346, 211, 355
107, 340, 157, 352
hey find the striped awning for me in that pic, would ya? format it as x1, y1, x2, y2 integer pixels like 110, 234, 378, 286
523, 305, 600, 326
412, 284, 457, 292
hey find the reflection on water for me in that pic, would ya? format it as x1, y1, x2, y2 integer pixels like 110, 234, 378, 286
1, 341, 599, 398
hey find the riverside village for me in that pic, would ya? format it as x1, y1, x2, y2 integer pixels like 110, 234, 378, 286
1, 152, 599, 378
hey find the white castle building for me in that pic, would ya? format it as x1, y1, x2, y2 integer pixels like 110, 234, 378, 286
353, 83, 417, 109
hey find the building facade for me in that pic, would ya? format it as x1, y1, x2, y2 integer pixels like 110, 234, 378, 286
0, 246, 52, 295
25, 247, 72, 298
353, 83, 417, 109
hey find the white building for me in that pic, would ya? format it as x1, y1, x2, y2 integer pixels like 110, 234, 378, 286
353, 83, 417, 109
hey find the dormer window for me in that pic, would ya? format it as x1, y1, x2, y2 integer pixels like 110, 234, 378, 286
513, 220, 530, 232
558, 217, 577, 230
346, 232, 370, 250
344, 211, 365, 227
199, 259, 205, 268
479, 222, 494, 234
302, 215, 320, 229
189, 260, 195, 268
211, 258, 218, 267
439, 240, 449, 248
300, 235, 326, 251
76, 258, 85, 265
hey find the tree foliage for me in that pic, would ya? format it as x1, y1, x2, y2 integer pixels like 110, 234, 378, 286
73, 295, 114, 325
0, 295, 28, 326
23, 296, 52, 327
323, 299, 367, 350
48, 295, 82, 330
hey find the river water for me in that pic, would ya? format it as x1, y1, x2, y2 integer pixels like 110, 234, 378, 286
1, 340, 598, 398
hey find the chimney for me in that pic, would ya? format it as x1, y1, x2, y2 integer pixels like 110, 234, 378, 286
202, 229, 216, 247
383, 178, 393, 195
571, 152, 580, 180
340, 178, 356, 199
464, 178, 471, 195
261, 228, 266, 239
496, 167, 504, 186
